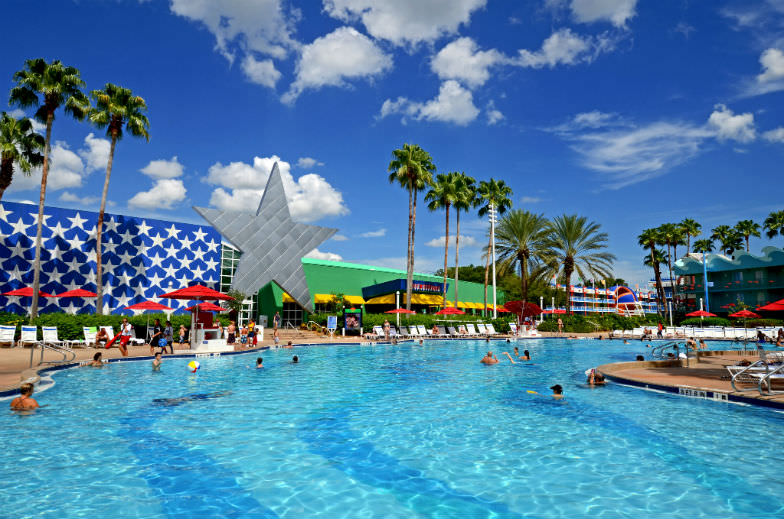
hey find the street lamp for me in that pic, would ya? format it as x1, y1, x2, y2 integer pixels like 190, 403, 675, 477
489, 203, 498, 319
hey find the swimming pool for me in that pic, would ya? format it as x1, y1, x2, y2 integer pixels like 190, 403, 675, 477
2, 339, 783, 518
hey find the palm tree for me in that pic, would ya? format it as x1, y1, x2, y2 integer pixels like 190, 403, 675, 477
9, 58, 88, 319
88, 83, 150, 315
734, 219, 760, 252
692, 239, 713, 253
657, 223, 680, 305
763, 210, 784, 240
679, 218, 701, 254
637, 228, 665, 318
425, 172, 459, 303
452, 172, 477, 307
541, 215, 615, 314
388, 144, 436, 310
0, 112, 44, 200
496, 210, 549, 304
477, 179, 512, 315
711, 225, 743, 256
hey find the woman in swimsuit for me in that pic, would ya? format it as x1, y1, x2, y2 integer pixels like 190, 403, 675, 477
10, 383, 39, 410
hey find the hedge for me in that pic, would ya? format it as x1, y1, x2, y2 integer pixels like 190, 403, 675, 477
536, 314, 659, 333
306, 312, 515, 334
679, 317, 732, 327
0, 312, 230, 341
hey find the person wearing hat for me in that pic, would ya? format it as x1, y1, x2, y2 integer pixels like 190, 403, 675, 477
550, 384, 564, 399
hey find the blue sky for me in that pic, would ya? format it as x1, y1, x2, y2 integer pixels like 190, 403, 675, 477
2, 0, 784, 288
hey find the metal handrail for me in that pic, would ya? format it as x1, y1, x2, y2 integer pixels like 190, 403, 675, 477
650, 341, 678, 359
758, 362, 784, 395
30, 341, 76, 367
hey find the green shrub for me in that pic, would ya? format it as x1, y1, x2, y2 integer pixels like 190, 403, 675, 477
739, 318, 783, 328
679, 317, 731, 327
536, 314, 659, 333
306, 312, 514, 333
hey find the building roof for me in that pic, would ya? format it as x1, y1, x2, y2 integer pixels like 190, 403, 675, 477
301, 257, 437, 278
674, 246, 784, 275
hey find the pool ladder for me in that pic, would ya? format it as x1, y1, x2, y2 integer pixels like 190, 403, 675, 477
29, 341, 77, 367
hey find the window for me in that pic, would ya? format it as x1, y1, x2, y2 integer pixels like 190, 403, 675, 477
220, 243, 257, 322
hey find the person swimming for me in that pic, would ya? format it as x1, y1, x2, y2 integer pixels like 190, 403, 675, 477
550, 384, 564, 400
586, 369, 606, 386
10, 383, 39, 410
292, 355, 299, 363
152, 352, 162, 371
481, 351, 499, 365
521, 349, 531, 360
256, 357, 263, 368
89, 352, 104, 367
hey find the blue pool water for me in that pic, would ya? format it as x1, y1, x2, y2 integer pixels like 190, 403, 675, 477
2, 339, 783, 518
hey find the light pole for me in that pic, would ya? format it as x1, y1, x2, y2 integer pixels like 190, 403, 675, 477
395, 290, 400, 328
489, 203, 498, 319
702, 251, 710, 313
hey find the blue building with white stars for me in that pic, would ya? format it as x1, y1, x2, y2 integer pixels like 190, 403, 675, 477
0, 201, 222, 315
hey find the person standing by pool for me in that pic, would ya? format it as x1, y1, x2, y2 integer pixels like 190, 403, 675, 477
10, 383, 39, 410
248, 320, 256, 346
118, 318, 132, 357
481, 351, 499, 365
227, 321, 236, 345
657, 322, 664, 338
152, 352, 162, 371
149, 319, 164, 355
557, 318, 564, 335
273, 312, 281, 331
162, 321, 174, 354
383, 319, 391, 341
177, 324, 187, 346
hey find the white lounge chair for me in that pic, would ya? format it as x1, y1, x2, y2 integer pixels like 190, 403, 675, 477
509, 322, 518, 336
83, 326, 97, 347
42, 326, 68, 347
19, 325, 40, 348
409, 326, 422, 337
367, 325, 384, 339
465, 323, 479, 336
485, 324, 499, 335
416, 325, 428, 337
0, 325, 15, 347
447, 326, 461, 337
476, 323, 488, 335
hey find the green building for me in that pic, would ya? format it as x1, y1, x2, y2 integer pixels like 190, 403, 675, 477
220, 248, 505, 327
673, 247, 784, 312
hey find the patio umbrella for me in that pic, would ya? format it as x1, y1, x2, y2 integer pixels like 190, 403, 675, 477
503, 301, 543, 318
2, 287, 54, 315
542, 309, 567, 315
729, 309, 761, 348
685, 310, 716, 317
496, 306, 511, 313
160, 285, 234, 347
385, 308, 415, 314
125, 301, 174, 344
55, 289, 98, 298
186, 302, 227, 312
757, 299, 784, 311
435, 307, 466, 315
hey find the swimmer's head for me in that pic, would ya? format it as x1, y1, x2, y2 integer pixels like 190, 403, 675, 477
287, 341, 292, 346
155, 352, 161, 359
292, 355, 299, 363
93, 352, 102, 361
524, 350, 530, 357
20, 382, 34, 396
256, 357, 263, 365
550, 384, 563, 395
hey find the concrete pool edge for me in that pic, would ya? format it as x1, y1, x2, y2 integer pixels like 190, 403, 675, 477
597, 359, 784, 411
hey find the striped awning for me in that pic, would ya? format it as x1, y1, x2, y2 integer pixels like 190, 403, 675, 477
365, 293, 444, 305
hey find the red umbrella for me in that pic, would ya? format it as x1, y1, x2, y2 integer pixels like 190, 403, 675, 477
125, 301, 173, 311
503, 301, 542, 317
758, 299, 784, 311
186, 302, 227, 312
685, 310, 716, 317
496, 306, 511, 313
3, 287, 54, 298
435, 307, 466, 315
385, 308, 416, 314
720, 303, 736, 309
542, 309, 567, 315
729, 309, 761, 319
55, 289, 98, 298
160, 284, 234, 301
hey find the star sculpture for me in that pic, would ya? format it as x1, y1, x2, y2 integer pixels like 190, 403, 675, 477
194, 162, 336, 312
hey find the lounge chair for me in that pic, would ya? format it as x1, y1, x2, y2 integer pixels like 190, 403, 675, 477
437, 325, 449, 338
465, 323, 479, 336
408, 326, 421, 337
447, 326, 461, 337
19, 326, 40, 348
509, 322, 518, 336
476, 323, 488, 335
485, 324, 499, 335
42, 326, 68, 348
0, 325, 15, 348
416, 325, 429, 337
83, 326, 97, 347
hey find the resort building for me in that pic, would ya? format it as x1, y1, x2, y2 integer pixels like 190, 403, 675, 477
673, 247, 784, 312
546, 281, 658, 315
0, 201, 503, 323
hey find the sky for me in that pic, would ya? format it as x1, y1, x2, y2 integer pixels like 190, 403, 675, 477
2, 0, 784, 289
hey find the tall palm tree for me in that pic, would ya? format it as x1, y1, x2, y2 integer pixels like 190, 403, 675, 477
477, 179, 512, 315
763, 210, 784, 240
637, 228, 665, 318
656, 223, 681, 306
425, 172, 459, 303
679, 218, 701, 254
692, 239, 713, 253
711, 225, 743, 256
9, 58, 88, 319
88, 83, 150, 315
734, 219, 760, 252
0, 112, 44, 200
672, 226, 687, 261
452, 172, 477, 307
388, 144, 436, 310
541, 215, 615, 314
496, 210, 549, 304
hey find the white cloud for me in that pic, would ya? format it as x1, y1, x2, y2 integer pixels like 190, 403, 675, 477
140, 156, 184, 179
241, 55, 282, 88
304, 248, 343, 261
168, 0, 296, 62
520, 196, 543, 204
331, 234, 349, 241
425, 234, 479, 247
569, 0, 637, 27
128, 179, 187, 210
570, 110, 622, 129
487, 107, 504, 125
707, 104, 756, 143
204, 155, 349, 222
59, 191, 100, 205
758, 48, 784, 83
359, 228, 386, 238
380, 80, 480, 125
283, 27, 393, 103
763, 127, 784, 142
296, 157, 324, 168
430, 37, 504, 89
323, 0, 487, 47
8, 141, 86, 193
517, 28, 617, 68
78, 133, 110, 173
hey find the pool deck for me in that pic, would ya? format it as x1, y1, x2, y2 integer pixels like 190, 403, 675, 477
598, 350, 784, 408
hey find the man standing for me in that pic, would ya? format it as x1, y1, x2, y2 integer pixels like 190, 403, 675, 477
273, 312, 281, 331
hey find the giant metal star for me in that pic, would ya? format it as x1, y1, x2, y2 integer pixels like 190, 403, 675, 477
194, 162, 336, 312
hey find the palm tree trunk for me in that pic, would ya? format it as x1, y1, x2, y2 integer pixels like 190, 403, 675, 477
746, 236, 750, 252
483, 234, 491, 317
687, 234, 691, 254
565, 269, 572, 315
648, 245, 664, 318
520, 252, 528, 303
95, 133, 117, 315
442, 204, 450, 304
405, 186, 413, 310
29, 112, 53, 321
406, 187, 417, 311
666, 243, 675, 319
454, 210, 460, 309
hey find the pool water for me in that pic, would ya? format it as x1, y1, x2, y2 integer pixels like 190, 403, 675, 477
2, 339, 783, 518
